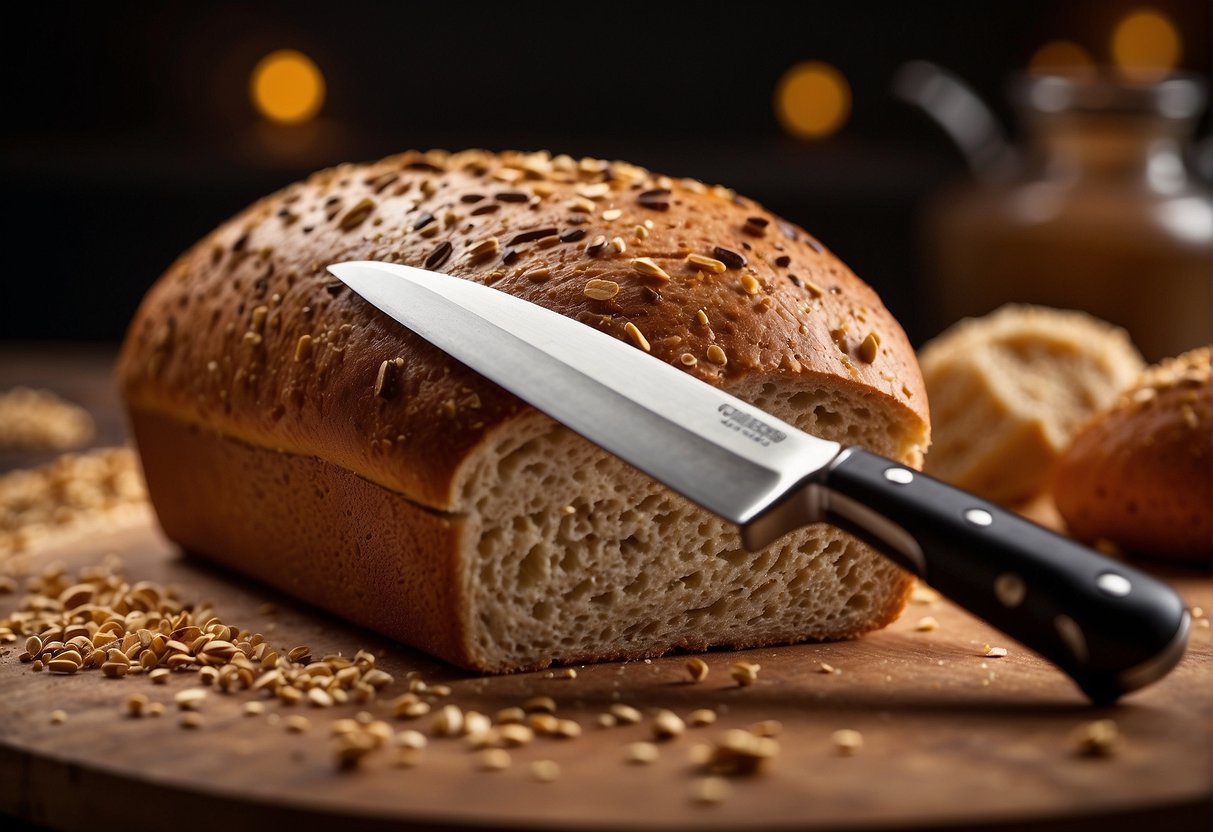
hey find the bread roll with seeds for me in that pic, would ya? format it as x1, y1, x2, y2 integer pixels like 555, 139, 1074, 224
118, 149, 929, 672
919, 305, 1143, 505
1053, 347, 1211, 564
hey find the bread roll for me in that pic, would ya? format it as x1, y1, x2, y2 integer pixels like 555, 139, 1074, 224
118, 149, 929, 672
919, 305, 1143, 505
1054, 347, 1211, 564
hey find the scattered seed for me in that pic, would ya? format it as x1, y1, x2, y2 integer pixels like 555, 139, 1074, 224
602, 208, 622, 222
691, 776, 732, 805
818, 662, 837, 674
284, 715, 311, 733
1074, 719, 1119, 757
523, 695, 557, 714
652, 709, 686, 740
175, 688, 207, 711
530, 759, 561, 783
46, 659, 78, 674
832, 729, 864, 756
179, 712, 203, 730
626, 741, 660, 764
688, 709, 717, 728
586, 235, 608, 256
433, 704, 464, 737
243, 701, 265, 717
706, 345, 728, 366
730, 661, 760, 687
915, 616, 939, 632
49, 709, 68, 724
686, 657, 709, 682
740, 275, 761, 295
985, 646, 1008, 658
554, 718, 582, 739
495, 706, 526, 725
703, 729, 780, 775
748, 719, 783, 738
610, 704, 643, 725
610, 236, 627, 254
497, 723, 534, 748
476, 748, 512, 771
680, 353, 698, 367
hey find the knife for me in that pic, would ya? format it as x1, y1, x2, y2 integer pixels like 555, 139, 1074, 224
328, 260, 1190, 703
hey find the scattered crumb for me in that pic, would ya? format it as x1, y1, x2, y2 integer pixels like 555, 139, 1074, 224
832, 729, 863, 756
1074, 719, 1119, 757
690, 776, 732, 805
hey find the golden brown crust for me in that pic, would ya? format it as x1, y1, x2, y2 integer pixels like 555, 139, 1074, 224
117, 149, 928, 511
1053, 347, 1211, 564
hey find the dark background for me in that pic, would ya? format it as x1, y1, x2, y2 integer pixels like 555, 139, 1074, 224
1, 1, 1209, 347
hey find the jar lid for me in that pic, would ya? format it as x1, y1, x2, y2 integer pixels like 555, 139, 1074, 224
1014, 72, 1206, 119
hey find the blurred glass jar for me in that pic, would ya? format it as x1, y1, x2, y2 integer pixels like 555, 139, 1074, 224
924, 73, 1210, 361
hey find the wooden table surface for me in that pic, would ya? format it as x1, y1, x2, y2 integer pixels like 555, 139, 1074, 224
1, 347, 1210, 832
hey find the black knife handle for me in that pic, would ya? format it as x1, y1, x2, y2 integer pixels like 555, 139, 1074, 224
819, 447, 1190, 704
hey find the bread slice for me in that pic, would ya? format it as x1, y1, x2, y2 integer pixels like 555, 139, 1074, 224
1053, 347, 1211, 564
118, 149, 930, 672
919, 305, 1143, 505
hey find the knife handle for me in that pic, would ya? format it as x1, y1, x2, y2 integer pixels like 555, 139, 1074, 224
817, 447, 1190, 703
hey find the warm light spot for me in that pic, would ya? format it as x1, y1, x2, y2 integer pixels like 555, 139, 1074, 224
250, 50, 325, 124
1112, 9, 1181, 79
775, 61, 851, 139
1028, 40, 1096, 78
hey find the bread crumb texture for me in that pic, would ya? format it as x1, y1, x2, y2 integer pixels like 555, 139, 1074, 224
117, 149, 931, 672
919, 304, 1144, 505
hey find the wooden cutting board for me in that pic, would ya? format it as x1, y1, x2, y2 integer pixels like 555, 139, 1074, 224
1, 519, 1209, 831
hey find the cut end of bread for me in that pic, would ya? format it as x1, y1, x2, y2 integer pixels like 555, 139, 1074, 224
920, 305, 1144, 505
455, 376, 922, 672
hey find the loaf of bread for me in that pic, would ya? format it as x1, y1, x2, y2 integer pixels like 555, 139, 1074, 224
1054, 347, 1211, 564
118, 149, 930, 672
919, 305, 1143, 505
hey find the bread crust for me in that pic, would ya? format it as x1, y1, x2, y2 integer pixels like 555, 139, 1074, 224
1053, 347, 1211, 564
118, 150, 927, 511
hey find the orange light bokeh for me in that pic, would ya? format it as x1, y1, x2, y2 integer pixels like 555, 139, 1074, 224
1111, 9, 1181, 80
250, 50, 326, 125
775, 61, 851, 140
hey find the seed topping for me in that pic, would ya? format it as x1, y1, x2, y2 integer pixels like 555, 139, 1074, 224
509, 227, 559, 245
624, 322, 651, 352
583, 279, 620, 300
712, 247, 747, 270
637, 189, 672, 211
632, 258, 671, 282
686, 254, 726, 274
424, 241, 453, 270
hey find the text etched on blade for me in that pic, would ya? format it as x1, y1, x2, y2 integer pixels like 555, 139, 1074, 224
717, 404, 787, 447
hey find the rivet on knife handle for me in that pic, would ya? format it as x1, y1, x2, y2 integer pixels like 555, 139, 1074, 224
805, 447, 1190, 704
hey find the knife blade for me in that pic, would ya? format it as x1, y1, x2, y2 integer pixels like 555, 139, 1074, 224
329, 259, 1189, 703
